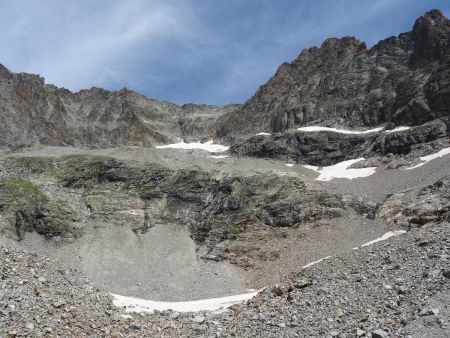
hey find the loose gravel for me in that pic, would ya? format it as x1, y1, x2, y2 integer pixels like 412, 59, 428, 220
1, 222, 448, 337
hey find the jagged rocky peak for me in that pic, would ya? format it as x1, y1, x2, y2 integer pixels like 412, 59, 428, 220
411, 9, 450, 64
294, 36, 368, 66
0, 63, 13, 79
215, 9, 450, 139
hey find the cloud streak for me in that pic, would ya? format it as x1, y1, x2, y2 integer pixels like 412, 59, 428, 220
0, 1, 193, 89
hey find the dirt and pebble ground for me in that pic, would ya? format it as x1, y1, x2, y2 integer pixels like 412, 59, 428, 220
1, 221, 448, 337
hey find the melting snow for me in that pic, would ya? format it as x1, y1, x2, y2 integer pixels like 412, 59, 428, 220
297, 125, 412, 134
405, 147, 450, 170
111, 291, 258, 313
301, 256, 331, 269
285, 163, 294, 167
303, 158, 377, 181
156, 140, 229, 153
297, 126, 383, 134
256, 132, 271, 136
209, 155, 228, 159
384, 126, 411, 133
303, 164, 319, 171
353, 230, 407, 249
302, 231, 407, 269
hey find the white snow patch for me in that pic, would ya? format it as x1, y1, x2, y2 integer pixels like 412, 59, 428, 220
111, 291, 258, 313
296, 125, 419, 135
405, 147, 450, 170
209, 155, 228, 159
302, 158, 377, 181
303, 164, 319, 171
156, 140, 229, 153
297, 126, 383, 134
256, 132, 271, 136
353, 230, 407, 250
384, 126, 411, 133
246, 288, 259, 292
285, 163, 294, 167
303, 230, 406, 268
302, 231, 406, 270
302, 256, 331, 269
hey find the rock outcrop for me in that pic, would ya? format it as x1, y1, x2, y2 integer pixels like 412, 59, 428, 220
377, 175, 450, 227
0, 153, 377, 268
0, 173, 79, 240
230, 119, 449, 165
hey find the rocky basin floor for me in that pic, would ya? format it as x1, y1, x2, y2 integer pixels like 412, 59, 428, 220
1, 220, 448, 337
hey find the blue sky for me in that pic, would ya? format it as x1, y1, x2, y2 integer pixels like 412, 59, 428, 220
0, 0, 449, 105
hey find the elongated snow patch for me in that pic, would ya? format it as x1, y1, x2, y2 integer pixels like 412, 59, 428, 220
297, 125, 412, 134
301, 230, 407, 269
156, 140, 229, 153
405, 147, 450, 170
301, 256, 331, 269
208, 155, 228, 159
303, 158, 377, 181
256, 132, 271, 136
384, 126, 411, 133
353, 230, 406, 249
111, 291, 258, 313
297, 126, 383, 134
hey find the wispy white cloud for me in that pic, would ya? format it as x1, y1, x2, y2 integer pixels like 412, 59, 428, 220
0, 0, 196, 90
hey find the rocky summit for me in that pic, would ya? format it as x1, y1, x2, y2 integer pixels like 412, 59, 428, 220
0, 9, 449, 338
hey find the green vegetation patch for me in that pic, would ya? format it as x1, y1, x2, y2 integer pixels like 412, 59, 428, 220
17, 156, 49, 167
0, 179, 47, 209
58, 155, 119, 187
227, 223, 244, 234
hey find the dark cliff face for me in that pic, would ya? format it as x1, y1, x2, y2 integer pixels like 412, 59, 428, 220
0, 65, 237, 149
215, 10, 450, 138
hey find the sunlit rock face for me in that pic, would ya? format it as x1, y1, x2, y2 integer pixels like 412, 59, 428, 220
215, 10, 450, 138
0, 65, 239, 149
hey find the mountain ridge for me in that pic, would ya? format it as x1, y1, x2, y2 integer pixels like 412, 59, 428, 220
216, 9, 450, 138
1, 10, 450, 150
0, 62, 239, 149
